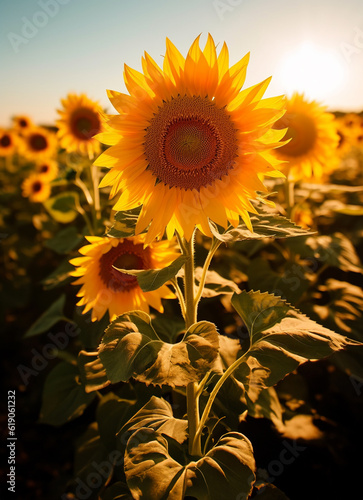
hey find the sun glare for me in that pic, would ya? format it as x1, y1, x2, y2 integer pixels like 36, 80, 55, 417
276, 41, 346, 103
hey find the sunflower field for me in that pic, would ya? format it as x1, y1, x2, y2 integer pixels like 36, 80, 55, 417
2, 35, 363, 500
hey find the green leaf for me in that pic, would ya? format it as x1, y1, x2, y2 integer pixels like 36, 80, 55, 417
108, 207, 142, 238
286, 232, 363, 273
24, 294, 67, 338
195, 268, 240, 298
114, 255, 187, 292
77, 350, 111, 392
124, 428, 256, 500
120, 396, 188, 444
39, 362, 96, 426
43, 191, 80, 223
44, 226, 84, 254
231, 290, 290, 342
98, 312, 219, 387
41, 259, 74, 290
209, 213, 315, 243
96, 392, 136, 452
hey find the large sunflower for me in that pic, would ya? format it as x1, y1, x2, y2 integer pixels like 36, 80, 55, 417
0, 129, 18, 157
19, 126, 57, 161
273, 93, 339, 181
56, 93, 104, 157
69, 235, 178, 322
21, 173, 51, 202
96, 34, 286, 242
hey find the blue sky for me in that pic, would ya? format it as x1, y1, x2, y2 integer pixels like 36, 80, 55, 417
1, 0, 362, 126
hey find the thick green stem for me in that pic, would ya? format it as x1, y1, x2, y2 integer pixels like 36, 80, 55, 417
180, 231, 202, 456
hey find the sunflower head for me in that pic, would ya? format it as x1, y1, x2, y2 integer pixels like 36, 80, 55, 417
96, 34, 286, 242
69, 235, 178, 322
12, 115, 33, 133
19, 126, 57, 161
273, 93, 339, 181
0, 129, 18, 157
35, 159, 59, 181
21, 173, 51, 202
56, 93, 104, 157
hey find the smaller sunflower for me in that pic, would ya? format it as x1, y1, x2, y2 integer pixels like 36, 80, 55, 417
56, 93, 104, 157
19, 126, 57, 161
0, 129, 18, 157
273, 93, 339, 181
35, 159, 59, 181
12, 115, 33, 133
341, 112, 361, 130
69, 235, 178, 322
21, 173, 51, 202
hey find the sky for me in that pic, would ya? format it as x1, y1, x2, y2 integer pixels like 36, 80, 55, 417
1, 0, 363, 126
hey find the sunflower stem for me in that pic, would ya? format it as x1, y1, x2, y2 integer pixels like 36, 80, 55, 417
284, 178, 295, 219
170, 277, 186, 320
180, 230, 202, 457
194, 238, 221, 308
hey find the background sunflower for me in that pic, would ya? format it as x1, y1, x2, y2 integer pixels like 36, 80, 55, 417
21, 173, 51, 203
19, 126, 57, 161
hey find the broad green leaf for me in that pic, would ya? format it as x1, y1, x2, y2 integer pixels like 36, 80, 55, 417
286, 232, 363, 273
151, 316, 185, 343
98, 312, 219, 387
108, 207, 142, 238
124, 428, 256, 500
41, 259, 74, 290
114, 255, 187, 292
96, 392, 136, 452
247, 258, 310, 305
43, 191, 79, 223
195, 267, 240, 298
77, 350, 111, 392
44, 226, 84, 254
120, 396, 188, 444
24, 294, 67, 338
209, 213, 315, 243
231, 290, 290, 341
39, 362, 96, 426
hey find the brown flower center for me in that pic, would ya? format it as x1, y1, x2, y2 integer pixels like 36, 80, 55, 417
32, 181, 42, 193
39, 164, 49, 173
19, 119, 28, 128
70, 107, 101, 141
275, 112, 316, 157
1, 134, 11, 148
144, 95, 238, 190
99, 240, 151, 292
30, 133, 48, 151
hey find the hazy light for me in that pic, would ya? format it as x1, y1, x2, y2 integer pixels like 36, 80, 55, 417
276, 41, 347, 103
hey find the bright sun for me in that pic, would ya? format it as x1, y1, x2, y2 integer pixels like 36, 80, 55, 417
276, 41, 346, 103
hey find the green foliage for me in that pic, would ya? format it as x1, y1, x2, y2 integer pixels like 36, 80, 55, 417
24, 294, 67, 338
43, 191, 80, 223
98, 311, 219, 387
39, 361, 96, 426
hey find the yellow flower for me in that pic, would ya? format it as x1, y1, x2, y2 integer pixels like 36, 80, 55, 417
96, 34, 286, 243
21, 173, 51, 202
69, 235, 178, 322
273, 93, 339, 181
0, 129, 18, 157
12, 115, 33, 133
35, 159, 59, 181
19, 126, 57, 161
56, 93, 104, 157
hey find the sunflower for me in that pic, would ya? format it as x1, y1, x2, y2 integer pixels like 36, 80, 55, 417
69, 235, 178, 322
12, 115, 33, 133
95, 34, 286, 243
19, 126, 57, 161
21, 173, 51, 202
273, 93, 339, 181
0, 129, 18, 156
35, 159, 59, 181
56, 93, 104, 157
